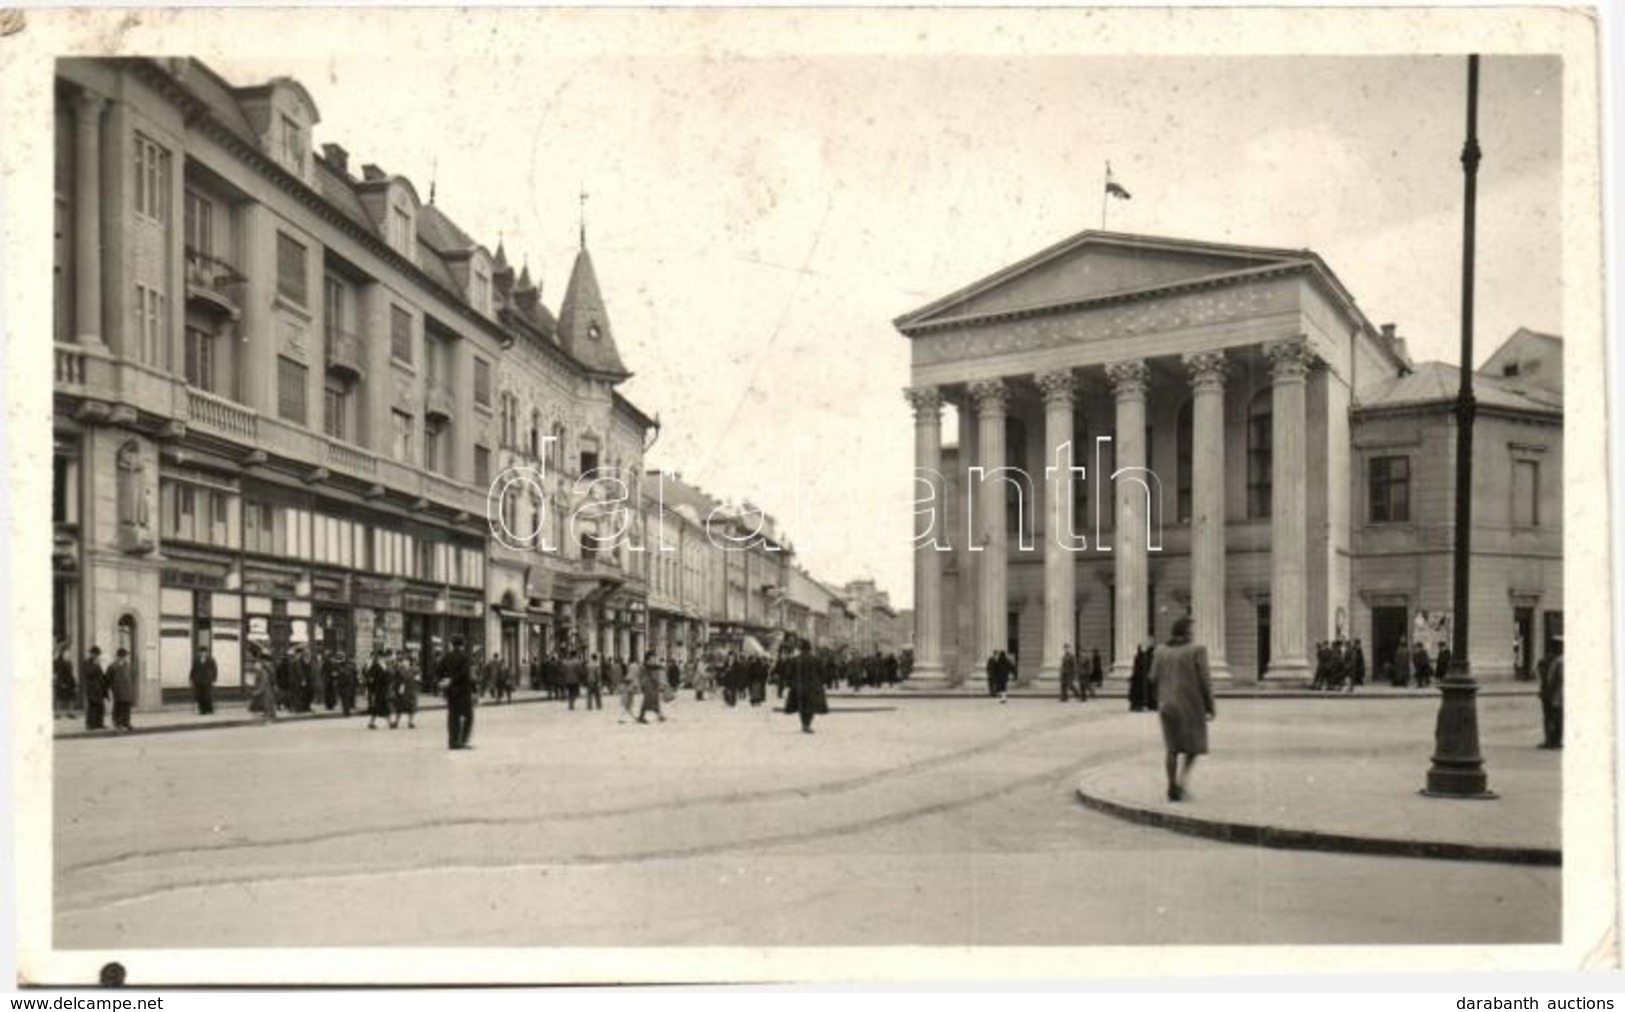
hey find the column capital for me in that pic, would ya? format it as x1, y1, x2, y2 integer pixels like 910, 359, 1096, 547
1035, 369, 1076, 407
1104, 359, 1149, 399
1183, 350, 1230, 392
903, 385, 943, 422
967, 378, 1008, 416
1264, 337, 1315, 381
74, 88, 106, 119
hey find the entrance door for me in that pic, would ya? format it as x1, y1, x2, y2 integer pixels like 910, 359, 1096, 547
1006, 610, 1019, 662
1513, 607, 1534, 680
1255, 603, 1270, 678
117, 614, 139, 705
1371, 606, 1409, 685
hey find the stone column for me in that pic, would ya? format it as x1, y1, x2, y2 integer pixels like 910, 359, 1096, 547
905, 386, 946, 681
1265, 337, 1313, 680
1106, 360, 1150, 679
73, 91, 106, 348
955, 398, 979, 682
968, 379, 1008, 670
1036, 369, 1076, 683
1184, 351, 1233, 680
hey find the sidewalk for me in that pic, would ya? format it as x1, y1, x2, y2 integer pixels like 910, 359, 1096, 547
1073, 697, 1560, 866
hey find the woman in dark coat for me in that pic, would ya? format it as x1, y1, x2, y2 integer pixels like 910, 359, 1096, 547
782, 640, 828, 733
1149, 617, 1215, 802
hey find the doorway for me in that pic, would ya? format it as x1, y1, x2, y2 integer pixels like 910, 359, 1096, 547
1371, 606, 1410, 685
117, 613, 139, 705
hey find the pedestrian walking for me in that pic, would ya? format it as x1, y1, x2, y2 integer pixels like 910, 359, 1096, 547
390, 654, 419, 730
619, 654, 640, 723
247, 642, 278, 725
54, 639, 78, 720
1149, 616, 1215, 803
81, 646, 106, 730
365, 649, 392, 729
336, 651, 358, 717
563, 651, 583, 710
1059, 645, 1081, 702
108, 648, 136, 731
189, 643, 218, 715
782, 638, 828, 733
439, 635, 476, 749
1538, 640, 1564, 749
585, 653, 604, 710
1128, 645, 1149, 711
637, 651, 666, 723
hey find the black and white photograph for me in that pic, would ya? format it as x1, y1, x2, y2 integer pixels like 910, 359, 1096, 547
1, 4, 1615, 989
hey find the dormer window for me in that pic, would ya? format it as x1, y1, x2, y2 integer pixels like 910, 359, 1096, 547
388, 203, 413, 257
278, 113, 307, 178
473, 266, 492, 315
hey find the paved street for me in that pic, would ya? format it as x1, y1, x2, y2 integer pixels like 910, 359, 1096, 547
54, 694, 1558, 948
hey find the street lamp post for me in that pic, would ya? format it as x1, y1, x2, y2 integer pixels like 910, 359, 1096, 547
1425, 53, 1494, 799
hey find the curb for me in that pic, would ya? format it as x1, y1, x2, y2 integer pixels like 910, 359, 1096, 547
54, 693, 552, 741
1073, 785, 1562, 867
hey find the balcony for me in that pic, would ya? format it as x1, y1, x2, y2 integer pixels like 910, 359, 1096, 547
324, 327, 365, 382
187, 387, 258, 441
425, 383, 454, 423
184, 248, 245, 319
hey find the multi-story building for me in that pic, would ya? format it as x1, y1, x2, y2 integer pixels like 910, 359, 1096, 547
840, 578, 900, 657
641, 471, 719, 663
52, 57, 654, 705
898, 230, 1562, 685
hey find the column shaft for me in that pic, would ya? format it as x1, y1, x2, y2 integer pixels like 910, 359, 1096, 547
1185, 352, 1233, 680
73, 92, 105, 347
1037, 370, 1076, 682
955, 401, 979, 681
906, 387, 946, 680
1107, 361, 1150, 678
1266, 339, 1313, 679
969, 380, 1008, 670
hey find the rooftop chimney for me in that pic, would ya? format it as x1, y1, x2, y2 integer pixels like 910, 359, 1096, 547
1381, 322, 1397, 341
361, 163, 386, 182
321, 143, 349, 175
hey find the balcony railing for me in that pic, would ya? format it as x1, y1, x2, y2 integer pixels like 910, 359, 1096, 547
187, 387, 258, 441
325, 437, 379, 478
55, 343, 87, 386
425, 383, 454, 423
324, 327, 365, 381
184, 247, 245, 318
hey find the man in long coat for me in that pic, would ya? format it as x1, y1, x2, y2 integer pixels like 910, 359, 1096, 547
1149, 616, 1215, 802
108, 647, 136, 731
439, 635, 477, 749
636, 651, 666, 723
81, 646, 107, 730
783, 639, 829, 733
365, 649, 392, 729
189, 644, 218, 715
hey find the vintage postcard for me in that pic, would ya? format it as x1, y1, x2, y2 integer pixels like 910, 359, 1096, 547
1, 4, 1612, 987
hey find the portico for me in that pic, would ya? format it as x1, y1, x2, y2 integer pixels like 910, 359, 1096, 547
898, 232, 1405, 687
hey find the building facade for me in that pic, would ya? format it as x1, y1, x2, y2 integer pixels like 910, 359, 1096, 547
52, 57, 653, 705
899, 231, 1562, 685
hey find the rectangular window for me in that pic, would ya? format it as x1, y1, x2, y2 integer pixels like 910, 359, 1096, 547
53, 453, 78, 525
183, 190, 212, 256
474, 445, 491, 488
323, 376, 348, 441
1368, 455, 1412, 524
184, 326, 215, 392
277, 356, 309, 425
390, 305, 413, 364
473, 268, 491, 314
392, 409, 415, 463
1513, 460, 1540, 528
390, 206, 412, 252
473, 357, 492, 408
134, 284, 165, 367
134, 133, 169, 222
424, 417, 445, 474
276, 233, 308, 306
324, 276, 344, 343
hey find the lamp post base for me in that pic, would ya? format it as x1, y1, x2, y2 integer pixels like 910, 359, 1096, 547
1423, 677, 1496, 798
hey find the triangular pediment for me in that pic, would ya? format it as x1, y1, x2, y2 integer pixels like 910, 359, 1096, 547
897, 231, 1304, 330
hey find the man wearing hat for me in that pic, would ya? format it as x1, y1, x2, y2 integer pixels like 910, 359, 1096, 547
189, 643, 218, 715
81, 646, 107, 731
438, 634, 476, 749
1538, 637, 1564, 749
108, 647, 136, 732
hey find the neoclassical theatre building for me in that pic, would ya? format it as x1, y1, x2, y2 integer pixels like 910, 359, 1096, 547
899, 232, 1563, 685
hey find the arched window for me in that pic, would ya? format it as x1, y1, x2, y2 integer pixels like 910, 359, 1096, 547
1247, 389, 1272, 519
1176, 399, 1193, 524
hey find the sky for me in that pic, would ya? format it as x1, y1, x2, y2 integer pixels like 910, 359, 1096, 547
214, 49, 1562, 611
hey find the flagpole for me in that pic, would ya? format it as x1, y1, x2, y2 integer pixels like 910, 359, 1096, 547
1102, 161, 1110, 230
